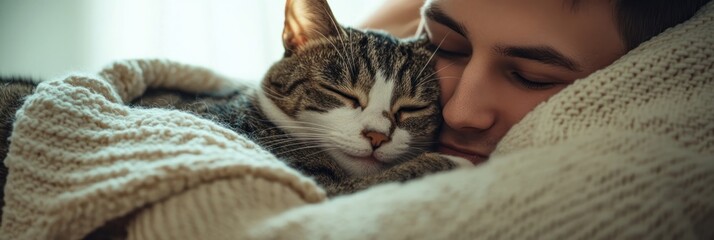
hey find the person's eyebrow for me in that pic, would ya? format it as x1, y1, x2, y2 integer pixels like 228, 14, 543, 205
494, 45, 583, 72
423, 3, 468, 37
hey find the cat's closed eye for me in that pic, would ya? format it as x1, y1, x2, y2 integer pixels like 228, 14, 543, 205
319, 83, 362, 109
396, 105, 431, 123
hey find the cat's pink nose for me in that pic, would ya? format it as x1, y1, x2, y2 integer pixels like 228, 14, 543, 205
363, 131, 390, 148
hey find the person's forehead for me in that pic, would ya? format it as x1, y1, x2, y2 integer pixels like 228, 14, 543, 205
423, 0, 615, 32
423, 0, 624, 75
424, 0, 613, 13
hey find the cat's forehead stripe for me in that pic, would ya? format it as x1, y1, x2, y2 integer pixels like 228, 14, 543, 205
324, 30, 437, 109
367, 38, 417, 96
367, 71, 395, 111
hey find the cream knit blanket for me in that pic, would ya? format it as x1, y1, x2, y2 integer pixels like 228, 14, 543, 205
3, 2, 714, 239
0, 61, 326, 239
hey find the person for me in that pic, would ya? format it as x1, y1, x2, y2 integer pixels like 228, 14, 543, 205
361, 0, 710, 165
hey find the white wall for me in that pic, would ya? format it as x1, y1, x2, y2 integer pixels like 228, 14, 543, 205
0, 0, 387, 82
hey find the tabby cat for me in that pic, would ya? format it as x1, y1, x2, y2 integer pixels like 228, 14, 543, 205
0, 0, 468, 203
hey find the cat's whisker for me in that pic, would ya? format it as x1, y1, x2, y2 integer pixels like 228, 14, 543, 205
269, 121, 331, 129
347, 29, 355, 77
272, 144, 327, 156
319, 5, 355, 72
413, 78, 440, 86
268, 120, 341, 132
309, 29, 350, 71
417, 62, 457, 87
257, 135, 327, 145
258, 131, 329, 138
259, 125, 332, 133
286, 130, 330, 135
261, 140, 329, 151
397, 151, 421, 162
256, 136, 297, 143
261, 139, 327, 148
278, 135, 330, 140
250, 117, 341, 133
290, 121, 341, 131
259, 126, 334, 136
415, 33, 449, 83
278, 130, 333, 137
257, 134, 326, 142
303, 147, 338, 159
258, 132, 326, 140
399, 147, 430, 160
263, 143, 307, 151
420, 77, 461, 83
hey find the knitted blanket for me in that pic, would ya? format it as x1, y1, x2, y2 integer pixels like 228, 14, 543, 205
0, 60, 326, 239
2, 2, 714, 239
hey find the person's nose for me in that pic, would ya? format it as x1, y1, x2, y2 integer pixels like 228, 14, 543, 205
441, 63, 497, 132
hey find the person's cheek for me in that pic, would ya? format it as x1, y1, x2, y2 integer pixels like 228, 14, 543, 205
503, 86, 567, 131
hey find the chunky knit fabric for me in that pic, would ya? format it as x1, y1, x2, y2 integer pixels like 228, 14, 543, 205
2, 2, 714, 239
0, 60, 326, 239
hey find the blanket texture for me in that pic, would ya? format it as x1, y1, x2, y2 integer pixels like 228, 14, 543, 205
2, 2, 714, 239
0, 60, 326, 239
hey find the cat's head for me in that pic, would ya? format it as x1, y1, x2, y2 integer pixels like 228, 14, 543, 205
257, 0, 440, 176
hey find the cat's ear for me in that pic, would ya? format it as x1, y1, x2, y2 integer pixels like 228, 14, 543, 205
283, 0, 343, 56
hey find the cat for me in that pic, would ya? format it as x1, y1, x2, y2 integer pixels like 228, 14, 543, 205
0, 0, 469, 204
131, 0, 470, 196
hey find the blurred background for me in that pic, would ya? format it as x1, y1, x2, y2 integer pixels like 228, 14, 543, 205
0, 0, 387, 82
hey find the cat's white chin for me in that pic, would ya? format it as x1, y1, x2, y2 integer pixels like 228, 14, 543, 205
351, 156, 383, 166
330, 151, 388, 176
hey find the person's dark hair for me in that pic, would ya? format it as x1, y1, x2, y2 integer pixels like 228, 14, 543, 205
571, 0, 711, 50
615, 0, 711, 50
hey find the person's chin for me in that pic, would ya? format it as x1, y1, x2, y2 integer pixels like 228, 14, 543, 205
437, 145, 489, 165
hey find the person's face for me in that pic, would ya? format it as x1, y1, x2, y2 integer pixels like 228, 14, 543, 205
423, 0, 626, 164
